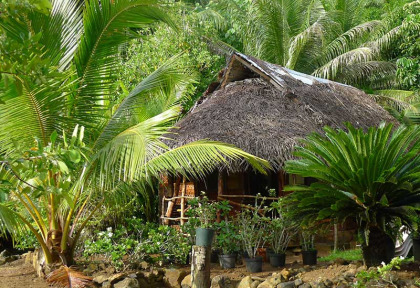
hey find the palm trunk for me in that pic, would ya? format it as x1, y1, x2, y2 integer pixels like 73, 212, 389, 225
361, 226, 395, 267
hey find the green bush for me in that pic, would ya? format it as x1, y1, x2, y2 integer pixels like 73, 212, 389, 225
82, 218, 189, 270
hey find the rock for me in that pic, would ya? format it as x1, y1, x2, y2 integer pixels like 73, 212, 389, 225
238, 276, 253, 288
294, 279, 303, 286
32, 250, 38, 269
280, 269, 290, 281
114, 278, 139, 288
336, 284, 350, 288
93, 275, 108, 284
277, 281, 296, 288
211, 275, 232, 288
165, 268, 188, 288
333, 258, 349, 266
102, 281, 112, 288
105, 266, 116, 274
24, 251, 33, 264
314, 282, 327, 288
109, 273, 128, 284
140, 261, 149, 270
181, 274, 192, 288
0, 250, 11, 258
344, 268, 356, 278
251, 281, 261, 288
258, 274, 282, 288
299, 284, 311, 288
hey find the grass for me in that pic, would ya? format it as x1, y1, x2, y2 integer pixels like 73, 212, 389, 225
318, 248, 363, 262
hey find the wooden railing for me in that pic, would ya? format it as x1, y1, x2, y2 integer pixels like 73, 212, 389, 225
160, 195, 195, 225
217, 194, 279, 210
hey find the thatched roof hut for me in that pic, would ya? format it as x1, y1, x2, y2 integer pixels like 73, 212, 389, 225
161, 52, 397, 225
168, 52, 397, 170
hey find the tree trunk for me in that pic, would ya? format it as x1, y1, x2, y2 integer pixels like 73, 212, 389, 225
361, 226, 395, 267
191, 245, 211, 288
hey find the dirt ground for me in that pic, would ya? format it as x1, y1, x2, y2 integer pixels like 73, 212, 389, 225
0, 244, 355, 287
0, 258, 52, 288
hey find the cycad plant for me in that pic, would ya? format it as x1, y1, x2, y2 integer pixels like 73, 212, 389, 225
285, 123, 420, 267
0, 0, 270, 266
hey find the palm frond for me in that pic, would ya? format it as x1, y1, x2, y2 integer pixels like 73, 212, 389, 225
72, 0, 177, 125
47, 266, 93, 288
93, 54, 194, 151
333, 61, 397, 87
286, 20, 325, 69
49, 0, 83, 70
145, 140, 271, 180
312, 47, 375, 80
0, 72, 74, 153
320, 20, 383, 64
92, 106, 181, 189
0, 202, 24, 238
196, 7, 227, 31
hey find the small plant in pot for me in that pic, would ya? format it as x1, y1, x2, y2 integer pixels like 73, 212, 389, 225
215, 220, 240, 268
267, 199, 298, 267
301, 228, 317, 265
238, 195, 268, 272
214, 201, 240, 269
187, 192, 217, 247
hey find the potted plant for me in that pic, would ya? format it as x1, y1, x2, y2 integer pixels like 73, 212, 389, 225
301, 228, 317, 265
214, 201, 240, 268
267, 199, 298, 267
187, 193, 217, 247
238, 195, 268, 272
215, 220, 240, 268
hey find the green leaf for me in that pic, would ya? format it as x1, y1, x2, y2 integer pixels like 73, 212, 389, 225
57, 161, 69, 174
68, 150, 81, 164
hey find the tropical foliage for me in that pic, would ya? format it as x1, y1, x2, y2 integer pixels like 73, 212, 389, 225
0, 0, 269, 266
285, 123, 420, 266
189, 0, 419, 113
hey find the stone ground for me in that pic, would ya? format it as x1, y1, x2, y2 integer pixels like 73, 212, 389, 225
0, 258, 55, 288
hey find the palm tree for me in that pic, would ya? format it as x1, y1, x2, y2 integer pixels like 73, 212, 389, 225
0, 0, 270, 266
284, 123, 420, 267
214, 0, 417, 91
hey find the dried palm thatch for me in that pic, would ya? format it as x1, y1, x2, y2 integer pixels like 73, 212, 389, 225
167, 52, 397, 171
47, 266, 93, 288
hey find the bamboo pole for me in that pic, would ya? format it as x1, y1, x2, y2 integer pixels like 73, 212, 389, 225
180, 177, 186, 225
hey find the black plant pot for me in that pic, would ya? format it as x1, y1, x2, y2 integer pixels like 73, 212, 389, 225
266, 249, 274, 260
211, 249, 220, 263
244, 256, 263, 273
413, 238, 420, 262
269, 253, 286, 267
302, 250, 317, 265
219, 254, 236, 269
195, 228, 215, 247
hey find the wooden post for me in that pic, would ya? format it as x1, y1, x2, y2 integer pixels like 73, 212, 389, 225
278, 171, 285, 197
180, 177, 186, 225
334, 222, 338, 252
217, 171, 224, 198
191, 245, 211, 288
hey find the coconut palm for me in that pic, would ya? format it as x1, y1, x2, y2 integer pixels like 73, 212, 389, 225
284, 123, 420, 267
213, 0, 418, 91
0, 0, 270, 266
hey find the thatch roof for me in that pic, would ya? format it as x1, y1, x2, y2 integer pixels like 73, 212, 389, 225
168, 52, 397, 171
